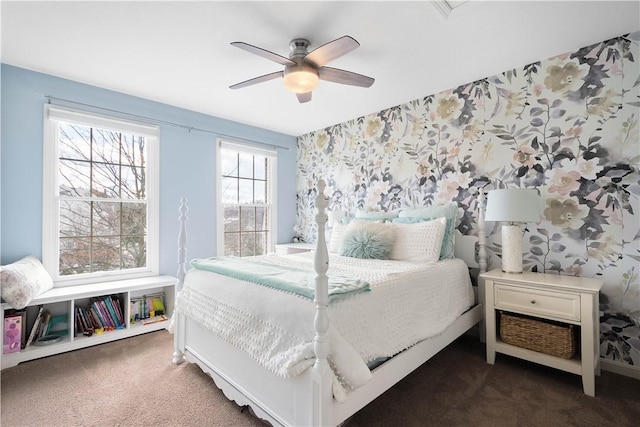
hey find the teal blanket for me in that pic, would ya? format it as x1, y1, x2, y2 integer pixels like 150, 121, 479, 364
190, 257, 370, 302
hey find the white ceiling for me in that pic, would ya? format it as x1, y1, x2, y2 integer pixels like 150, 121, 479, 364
2, 1, 639, 136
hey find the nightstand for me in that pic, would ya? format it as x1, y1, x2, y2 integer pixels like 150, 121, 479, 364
274, 242, 316, 255
480, 268, 603, 396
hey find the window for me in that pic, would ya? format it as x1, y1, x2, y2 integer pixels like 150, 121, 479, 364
43, 106, 159, 285
218, 140, 277, 257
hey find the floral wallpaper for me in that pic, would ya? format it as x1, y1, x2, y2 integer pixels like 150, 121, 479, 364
296, 32, 640, 366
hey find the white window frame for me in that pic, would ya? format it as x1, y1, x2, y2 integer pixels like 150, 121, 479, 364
216, 138, 277, 256
43, 105, 160, 286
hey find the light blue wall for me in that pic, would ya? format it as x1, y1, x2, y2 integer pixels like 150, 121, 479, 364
0, 64, 298, 275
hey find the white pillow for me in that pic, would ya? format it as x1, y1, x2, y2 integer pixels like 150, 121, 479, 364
389, 217, 447, 262
329, 221, 349, 253
398, 203, 458, 259
1, 255, 54, 309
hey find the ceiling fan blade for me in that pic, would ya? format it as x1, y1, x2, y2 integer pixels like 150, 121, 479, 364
296, 92, 312, 103
229, 71, 284, 89
304, 36, 360, 67
231, 42, 295, 66
318, 67, 375, 88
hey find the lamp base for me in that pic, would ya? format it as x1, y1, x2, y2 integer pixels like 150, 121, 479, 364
501, 224, 523, 273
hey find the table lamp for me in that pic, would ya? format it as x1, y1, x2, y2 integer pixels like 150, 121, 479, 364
485, 188, 540, 273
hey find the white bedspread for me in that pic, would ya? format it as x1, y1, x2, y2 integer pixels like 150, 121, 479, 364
174, 252, 474, 397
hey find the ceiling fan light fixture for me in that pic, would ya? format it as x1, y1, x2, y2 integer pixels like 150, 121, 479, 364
230, 36, 374, 103
283, 67, 319, 93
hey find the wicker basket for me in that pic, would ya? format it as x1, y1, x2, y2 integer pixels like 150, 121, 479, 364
499, 311, 577, 359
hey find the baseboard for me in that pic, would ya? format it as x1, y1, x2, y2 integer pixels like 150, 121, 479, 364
601, 359, 640, 380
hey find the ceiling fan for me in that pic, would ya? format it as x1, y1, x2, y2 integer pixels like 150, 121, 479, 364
229, 35, 375, 103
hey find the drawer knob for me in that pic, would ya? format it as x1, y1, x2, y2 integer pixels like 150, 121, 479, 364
530, 300, 536, 305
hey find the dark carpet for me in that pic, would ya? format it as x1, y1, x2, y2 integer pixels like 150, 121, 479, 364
1, 330, 638, 426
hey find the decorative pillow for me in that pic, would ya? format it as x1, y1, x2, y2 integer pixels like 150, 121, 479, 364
339, 221, 395, 260
355, 209, 398, 222
398, 204, 458, 259
1, 255, 54, 309
340, 216, 354, 224
329, 221, 349, 253
389, 217, 447, 263
392, 216, 455, 260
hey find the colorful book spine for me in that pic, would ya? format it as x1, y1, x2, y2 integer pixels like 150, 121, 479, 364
99, 300, 115, 328
104, 297, 121, 328
111, 296, 124, 325
26, 306, 44, 347
90, 303, 108, 328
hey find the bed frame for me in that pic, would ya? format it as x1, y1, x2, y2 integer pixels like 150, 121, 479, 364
172, 180, 487, 426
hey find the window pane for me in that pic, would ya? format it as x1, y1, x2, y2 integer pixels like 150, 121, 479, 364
122, 235, 146, 268
221, 177, 238, 204
122, 203, 146, 236
221, 150, 238, 177
238, 152, 253, 178
59, 123, 91, 161
92, 163, 120, 198
93, 201, 121, 236
51, 113, 153, 279
255, 232, 267, 256
240, 232, 255, 257
238, 179, 253, 204
224, 206, 239, 232
92, 236, 121, 272
92, 128, 121, 165
254, 180, 266, 204
60, 237, 91, 275
59, 159, 91, 197
121, 165, 145, 199
254, 156, 266, 180
240, 206, 255, 231
224, 233, 240, 257
60, 200, 91, 237
219, 143, 273, 258
255, 207, 267, 231
121, 134, 145, 167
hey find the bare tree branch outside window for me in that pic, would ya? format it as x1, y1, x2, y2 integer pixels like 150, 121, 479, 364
58, 122, 147, 275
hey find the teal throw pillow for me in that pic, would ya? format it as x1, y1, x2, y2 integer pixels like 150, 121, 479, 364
339, 222, 395, 260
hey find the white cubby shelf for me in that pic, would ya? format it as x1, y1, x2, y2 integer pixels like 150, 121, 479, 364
1, 275, 176, 369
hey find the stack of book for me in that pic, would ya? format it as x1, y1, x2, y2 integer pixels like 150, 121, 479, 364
22, 306, 59, 348
130, 291, 167, 325
75, 295, 125, 337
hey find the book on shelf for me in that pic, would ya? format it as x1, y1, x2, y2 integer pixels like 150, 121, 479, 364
75, 294, 128, 336
109, 296, 125, 325
4, 309, 27, 350
37, 310, 51, 339
90, 300, 109, 329
130, 292, 166, 323
104, 297, 123, 329
26, 306, 45, 347
142, 314, 168, 325
3, 311, 24, 354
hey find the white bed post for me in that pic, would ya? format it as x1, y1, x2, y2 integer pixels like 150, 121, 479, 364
312, 180, 332, 427
476, 189, 488, 344
173, 198, 188, 365
477, 189, 487, 274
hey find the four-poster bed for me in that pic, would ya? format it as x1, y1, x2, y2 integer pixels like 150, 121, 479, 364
171, 180, 487, 427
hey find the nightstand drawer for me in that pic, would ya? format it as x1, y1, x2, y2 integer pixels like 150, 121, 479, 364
494, 283, 581, 322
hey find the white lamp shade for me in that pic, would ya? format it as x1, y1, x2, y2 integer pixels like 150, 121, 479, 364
485, 189, 540, 223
